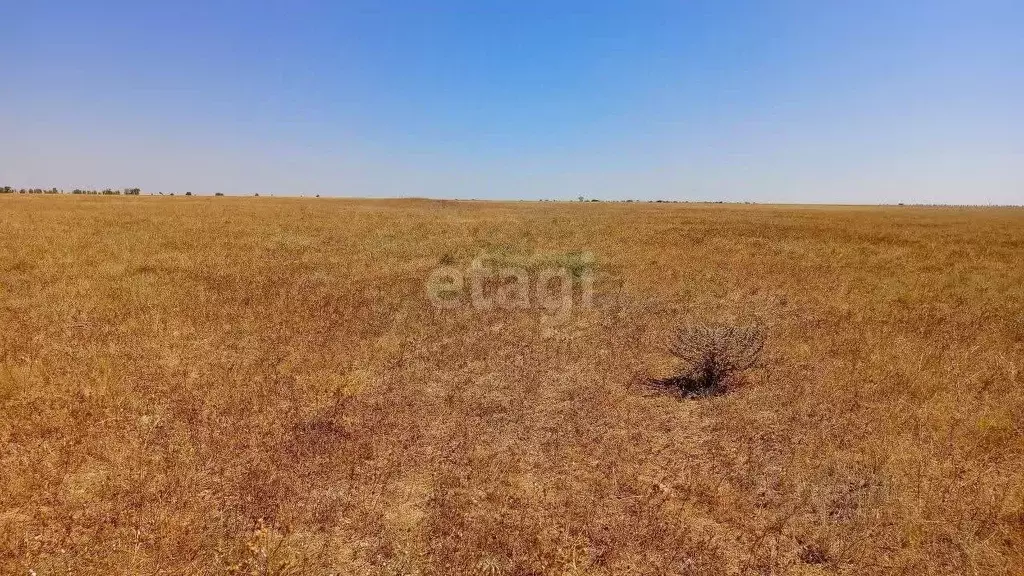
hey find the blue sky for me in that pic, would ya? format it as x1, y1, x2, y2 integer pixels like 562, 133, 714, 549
2, 1, 1021, 203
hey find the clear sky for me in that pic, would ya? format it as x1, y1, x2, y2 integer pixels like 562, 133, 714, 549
2, 1, 1021, 203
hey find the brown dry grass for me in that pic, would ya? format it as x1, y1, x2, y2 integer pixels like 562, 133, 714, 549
1, 195, 1023, 575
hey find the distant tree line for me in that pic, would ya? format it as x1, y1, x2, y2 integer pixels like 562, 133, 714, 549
0, 186, 142, 195
1, 187, 61, 194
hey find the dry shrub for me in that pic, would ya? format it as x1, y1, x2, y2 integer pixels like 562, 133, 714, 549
655, 322, 765, 397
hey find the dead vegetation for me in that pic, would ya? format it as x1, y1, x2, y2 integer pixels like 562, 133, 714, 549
1, 196, 1023, 574
654, 322, 766, 397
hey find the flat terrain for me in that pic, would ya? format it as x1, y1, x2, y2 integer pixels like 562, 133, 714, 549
2, 196, 1023, 575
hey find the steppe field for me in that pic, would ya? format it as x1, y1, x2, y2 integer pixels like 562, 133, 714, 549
2, 195, 1023, 575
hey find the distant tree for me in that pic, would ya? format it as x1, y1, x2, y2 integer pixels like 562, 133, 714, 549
578, 196, 585, 202
214, 192, 224, 197
185, 191, 192, 196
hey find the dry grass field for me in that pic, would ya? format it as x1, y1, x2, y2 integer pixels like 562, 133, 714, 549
1, 195, 1023, 575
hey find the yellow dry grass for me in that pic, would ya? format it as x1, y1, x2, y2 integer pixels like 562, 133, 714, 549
1, 195, 1022, 575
